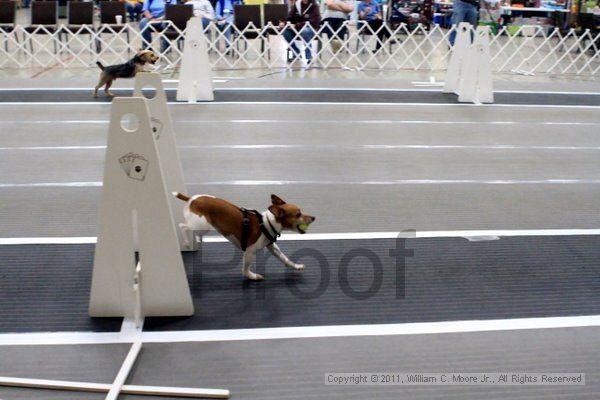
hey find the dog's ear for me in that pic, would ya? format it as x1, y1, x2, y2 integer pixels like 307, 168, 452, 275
271, 194, 286, 206
269, 205, 285, 220
133, 53, 142, 63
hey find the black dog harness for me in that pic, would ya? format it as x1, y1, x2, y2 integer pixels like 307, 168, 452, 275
239, 208, 281, 251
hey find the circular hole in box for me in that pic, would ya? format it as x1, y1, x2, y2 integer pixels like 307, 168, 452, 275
120, 113, 140, 132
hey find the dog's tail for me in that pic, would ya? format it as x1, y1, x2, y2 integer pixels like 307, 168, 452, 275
172, 192, 190, 202
95, 61, 105, 71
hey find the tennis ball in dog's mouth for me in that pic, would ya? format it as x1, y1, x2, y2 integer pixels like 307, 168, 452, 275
298, 223, 310, 233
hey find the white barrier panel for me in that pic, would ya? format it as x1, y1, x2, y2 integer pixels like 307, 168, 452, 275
2, 22, 599, 75
133, 73, 197, 251
177, 17, 214, 102
443, 22, 471, 95
89, 97, 194, 318
458, 26, 494, 104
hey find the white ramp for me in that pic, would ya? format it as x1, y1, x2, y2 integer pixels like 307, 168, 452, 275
89, 97, 194, 318
133, 73, 196, 251
443, 22, 471, 95
177, 17, 214, 102
458, 26, 494, 104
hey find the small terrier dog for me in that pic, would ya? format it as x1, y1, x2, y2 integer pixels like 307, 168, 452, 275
174, 193, 316, 281
93, 50, 159, 97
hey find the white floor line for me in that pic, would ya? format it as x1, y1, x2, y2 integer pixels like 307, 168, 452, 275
184, 102, 600, 109
0, 315, 598, 346
4, 144, 600, 151
1, 87, 598, 96
1, 102, 599, 109
4, 179, 600, 189
0, 182, 102, 188
191, 179, 600, 185
2, 120, 599, 126
1, 229, 599, 246
0, 237, 97, 245
215, 88, 600, 96
0, 120, 108, 124
120, 317, 143, 336
215, 87, 444, 92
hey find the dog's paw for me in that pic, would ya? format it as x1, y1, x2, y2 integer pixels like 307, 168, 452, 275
93, 92, 99, 98
106, 91, 115, 97
245, 272, 264, 281
292, 263, 305, 270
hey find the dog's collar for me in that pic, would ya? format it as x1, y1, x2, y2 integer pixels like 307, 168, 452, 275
262, 211, 282, 244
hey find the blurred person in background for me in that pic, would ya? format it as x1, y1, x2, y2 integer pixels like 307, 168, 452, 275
279, 0, 321, 62
357, 0, 390, 53
187, 0, 215, 27
449, 0, 479, 45
140, 0, 167, 49
215, 0, 238, 51
124, 0, 145, 21
322, 0, 354, 53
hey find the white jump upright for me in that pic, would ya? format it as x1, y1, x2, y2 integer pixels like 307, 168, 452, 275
133, 73, 197, 251
458, 26, 494, 104
177, 17, 214, 102
444, 22, 472, 95
444, 23, 494, 104
89, 97, 194, 318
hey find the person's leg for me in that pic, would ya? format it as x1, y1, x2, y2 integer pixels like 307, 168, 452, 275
134, 3, 143, 21
332, 18, 346, 39
215, 24, 230, 51
376, 20, 390, 49
465, 4, 478, 28
282, 27, 301, 59
449, 0, 467, 45
368, 19, 384, 50
155, 22, 168, 52
322, 18, 344, 39
322, 18, 333, 39
325, 18, 345, 54
465, 4, 478, 42
126, 3, 134, 21
140, 17, 152, 49
223, 24, 232, 49
299, 26, 316, 60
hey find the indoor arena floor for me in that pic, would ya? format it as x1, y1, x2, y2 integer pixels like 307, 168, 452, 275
0, 74, 599, 399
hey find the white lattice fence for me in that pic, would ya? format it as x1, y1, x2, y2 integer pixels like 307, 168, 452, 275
1, 21, 599, 74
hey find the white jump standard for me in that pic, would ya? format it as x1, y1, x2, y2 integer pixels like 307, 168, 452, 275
177, 17, 214, 102
444, 23, 494, 104
89, 97, 194, 318
133, 72, 197, 251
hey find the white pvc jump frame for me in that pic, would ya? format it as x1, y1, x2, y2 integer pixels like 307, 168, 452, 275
0, 341, 229, 399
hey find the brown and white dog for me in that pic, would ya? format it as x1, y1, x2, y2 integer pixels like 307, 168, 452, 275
174, 193, 315, 280
93, 50, 159, 97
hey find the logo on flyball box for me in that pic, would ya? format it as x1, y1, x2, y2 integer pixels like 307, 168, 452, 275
118, 152, 148, 181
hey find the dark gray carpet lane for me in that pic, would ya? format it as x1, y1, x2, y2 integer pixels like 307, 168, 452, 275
145, 235, 600, 331
1, 89, 600, 106
3, 235, 597, 333
0, 244, 122, 333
